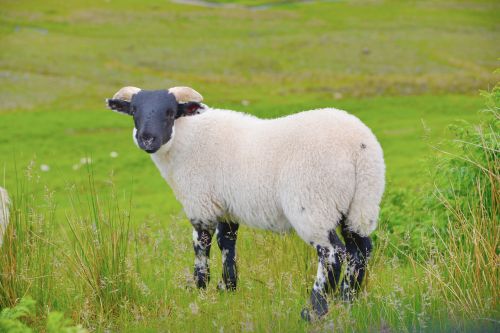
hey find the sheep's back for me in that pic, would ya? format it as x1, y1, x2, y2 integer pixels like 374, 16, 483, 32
167, 108, 383, 235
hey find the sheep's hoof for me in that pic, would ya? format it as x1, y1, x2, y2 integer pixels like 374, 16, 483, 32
194, 276, 209, 289
300, 307, 327, 322
194, 269, 210, 289
196, 282, 208, 289
310, 289, 329, 318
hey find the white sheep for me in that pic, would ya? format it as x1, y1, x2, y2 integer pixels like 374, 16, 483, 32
106, 86, 385, 320
0, 187, 10, 248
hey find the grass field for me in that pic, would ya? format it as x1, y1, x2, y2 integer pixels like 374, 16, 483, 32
0, 0, 499, 332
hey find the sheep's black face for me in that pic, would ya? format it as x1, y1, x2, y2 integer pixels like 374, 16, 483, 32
130, 90, 176, 153
107, 89, 202, 154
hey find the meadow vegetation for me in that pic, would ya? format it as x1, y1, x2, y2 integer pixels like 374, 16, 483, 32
0, 0, 498, 331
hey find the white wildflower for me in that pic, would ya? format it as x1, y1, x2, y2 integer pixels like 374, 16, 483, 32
40, 164, 50, 172
80, 157, 92, 164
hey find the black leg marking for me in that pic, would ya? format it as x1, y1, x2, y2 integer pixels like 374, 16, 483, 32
340, 223, 373, 301
191, 221, 215, 289
326, 229, 345, 294
216, 221, 239, 291
302, 231, 346, 321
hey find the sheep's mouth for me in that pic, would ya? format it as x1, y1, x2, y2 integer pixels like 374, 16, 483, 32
145, 148, 159, 154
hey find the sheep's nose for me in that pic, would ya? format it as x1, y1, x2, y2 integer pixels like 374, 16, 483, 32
140, 133, 155, 146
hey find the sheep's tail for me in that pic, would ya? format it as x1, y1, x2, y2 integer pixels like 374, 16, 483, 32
0, 187, 10, 248
346, 146, 385, 237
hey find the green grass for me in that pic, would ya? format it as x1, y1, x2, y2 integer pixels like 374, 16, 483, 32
0, 0, 499, 331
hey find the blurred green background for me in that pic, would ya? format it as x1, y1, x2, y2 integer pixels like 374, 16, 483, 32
1, 1, 498, 212
1, 0, 498, 197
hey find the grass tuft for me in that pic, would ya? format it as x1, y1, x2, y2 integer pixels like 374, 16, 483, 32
0, 163, 57, 312
63, 166, 141, 328
423, 85, 499, 322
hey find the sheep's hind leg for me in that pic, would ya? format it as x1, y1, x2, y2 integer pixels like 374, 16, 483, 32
216, 221, 239, 291
301, 231, 345, 321
339, 222, 373, 301
192, 222, 215, 289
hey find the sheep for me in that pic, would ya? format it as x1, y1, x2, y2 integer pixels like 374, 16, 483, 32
106, 86, 385, 320
0, 187, 10, 248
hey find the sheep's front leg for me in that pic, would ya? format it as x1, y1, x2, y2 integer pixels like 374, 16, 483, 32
192, 223, 215, 289
216, 221, 239, 291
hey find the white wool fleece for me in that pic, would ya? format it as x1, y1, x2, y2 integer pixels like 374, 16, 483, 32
0, 187, 10, 248
150, 108, 385, 247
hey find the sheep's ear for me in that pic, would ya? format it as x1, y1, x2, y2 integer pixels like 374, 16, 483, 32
176, 102, 203, 118
107, 86, 141, 115
106, 98, 133, 115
